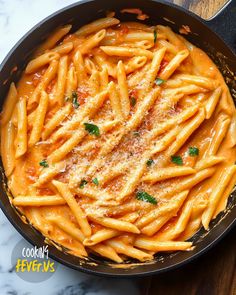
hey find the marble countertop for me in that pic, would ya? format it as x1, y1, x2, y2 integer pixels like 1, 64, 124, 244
0, 1, 139, 294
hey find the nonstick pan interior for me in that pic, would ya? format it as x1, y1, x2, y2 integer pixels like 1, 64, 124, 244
0, 0, 235, 277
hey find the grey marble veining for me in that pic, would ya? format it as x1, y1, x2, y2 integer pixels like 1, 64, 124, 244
0, 1, 140, 294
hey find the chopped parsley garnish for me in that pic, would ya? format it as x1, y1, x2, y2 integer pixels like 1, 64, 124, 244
136, 191, 157, 205
188, 147, 199, 157
154, 78, 165, 86
171, 155, 183, 166
130, 96, 136, 107
79, 179, 88, 189
72, 91, 79, 109
65, 91, 80, 108
84, 123, 100, 137
92, 177, 99, 186
146, 159, 154, 167
154, 29, 157, 43
133, 131, 140, 137
39, 159, 49, 168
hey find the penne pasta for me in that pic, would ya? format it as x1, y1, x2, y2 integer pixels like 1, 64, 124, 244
25, 52, 60, 74
1, 120, 15, 176
12, 195, 66, 206
28, 91, 49, 147
1, 83, 18, 125
35, 24, 72, 55
3, 17, 236, 263
79, 30, 106, 55
75, 17, 120, 36
143, 167, 196, 183
52, 180, 91, 237
15, 97, 28, 158
54, 55, 68, 106
100, 46, 153, 59
27, 60, 58, 108
87, 214, 140, 234
202, 166, 236, 229
117, 61, 130, 118
134, 239, 193, 252
160, 49, 189, 80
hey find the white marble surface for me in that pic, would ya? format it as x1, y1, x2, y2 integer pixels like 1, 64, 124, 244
0, 1, 140, 294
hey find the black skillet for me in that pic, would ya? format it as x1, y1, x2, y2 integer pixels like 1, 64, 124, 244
0, 0, 236, 277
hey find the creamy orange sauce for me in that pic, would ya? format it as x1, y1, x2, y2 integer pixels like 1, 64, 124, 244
2, 20, 236, 263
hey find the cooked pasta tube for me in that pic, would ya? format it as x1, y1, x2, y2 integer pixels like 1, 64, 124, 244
35, 25, 72, 55
143, 167, 196, 183
106, 239, 153, 262
1, 120, 15, 176
90, 244, 122, 263
54, 56, 68, 106
35, 161, 66, 186
202, 166, 236, 229
87, 214, 140, 234
124, 56, 148, 74
25, 52, 60, 74
100, 46, 153, 59
73, 50, 86, 84
15, 97, 27, 158
52, 180, 91, 236
195, 156, 225, 171
47, 215, 85, 242
42, 103, 72, 140
28, 60, 58, 108
84, 57, 97, 74
205, 87, 222, 119
28, 91, 49, 147
83, 212, 139, 246
174, 74, 217, 90
50, 90, 108, 142
135, 190, 189, 229
51, 41, 73, 55
117, 61, 130, 118
108, 81, 124, 121
160, 50, 189, 80
134, 239, 193, 252
155, 200, 193, 241
161, 108, 205, 164
75, 17, 120, 36
12, 195, 66, 206
205, 115, 230, 156
140, 47, 166, 95
1, 83, 18, 125
88, 70, 100, 96
79, 30, 106, 54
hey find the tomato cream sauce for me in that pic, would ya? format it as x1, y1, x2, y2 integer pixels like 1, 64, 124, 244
3, 21, 236, 261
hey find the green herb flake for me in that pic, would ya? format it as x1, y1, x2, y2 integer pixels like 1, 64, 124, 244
79, 179, 88, 189
171, 155, 183, 166
130, 96, 136, 107
136, 191, 157, 205
154, 29, 157, 43
84, 123, 100, 137
188, 147, 199, 157
92, 177, 99, 186
154, 78, 165, 86
72, 91, 80, 109
39, 159, 49, 168
146, 159, 154, 167
133, 131, 140, 137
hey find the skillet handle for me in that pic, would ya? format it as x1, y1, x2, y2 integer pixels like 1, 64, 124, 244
205, 0, 236, 52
